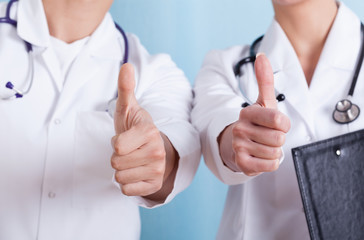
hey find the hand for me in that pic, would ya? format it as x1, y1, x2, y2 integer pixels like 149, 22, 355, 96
219, 53, 291, 176
111, 63, 167, 196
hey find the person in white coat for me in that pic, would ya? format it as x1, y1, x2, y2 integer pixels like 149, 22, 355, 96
192, 0, 364, 239
0, 0, 200, 239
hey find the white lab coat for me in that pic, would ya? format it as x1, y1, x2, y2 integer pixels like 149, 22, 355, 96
192, 2, 364, 240
0, 1, 201, 239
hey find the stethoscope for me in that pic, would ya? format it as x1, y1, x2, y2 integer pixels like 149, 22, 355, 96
234, 24, 364, 124
0, 0, 129, 100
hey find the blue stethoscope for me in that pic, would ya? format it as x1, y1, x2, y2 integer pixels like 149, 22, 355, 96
0, 0, 129, 100
234, 24, 364, 124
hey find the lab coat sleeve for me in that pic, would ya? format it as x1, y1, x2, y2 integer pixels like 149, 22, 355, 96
125, 34, 201, 208
191, 48, 256, 185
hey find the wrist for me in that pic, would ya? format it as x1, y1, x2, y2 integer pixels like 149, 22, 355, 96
218, 123, 241, 172
143, 132, 178, 202
160, 132, 179, 181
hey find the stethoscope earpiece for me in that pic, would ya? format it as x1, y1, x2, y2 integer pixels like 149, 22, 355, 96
333, 99, 360, 124
4, 81, 23, 99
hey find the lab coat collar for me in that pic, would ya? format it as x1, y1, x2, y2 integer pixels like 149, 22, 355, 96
320, 2, 361, 71
17, 0, 50, 48
16, 0, 124, 92
257, 2, 361, 135
16, 0, 124, 62
85, 13, 124, 62
259, 18, 315, 133
258, 2, 360, 74
58, 13, 124, 97
258, 21, 297, 75
309, 2, 361, 104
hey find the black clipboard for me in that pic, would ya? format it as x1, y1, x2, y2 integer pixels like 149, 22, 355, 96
292, 129, 364, 240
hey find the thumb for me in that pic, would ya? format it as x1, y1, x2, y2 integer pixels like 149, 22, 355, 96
255, 53, 277, 109
116, 63, 138, 114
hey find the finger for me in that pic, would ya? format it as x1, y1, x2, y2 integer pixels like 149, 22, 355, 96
116, 63, 137, 114
250, 126, 286, 147
255, 53, 277, 109
240, 105, 290, 132
235, 152, 279, 176
112, 123, 160, 155
233, 122, 286, 147
111, 141, 165, 171
121, 181, 162, 197
111, 152, 148, 171
234, 140, 282, 160
114, 164, 165, 185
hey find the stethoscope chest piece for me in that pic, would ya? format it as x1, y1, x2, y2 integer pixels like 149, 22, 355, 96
333, 99, 360, 124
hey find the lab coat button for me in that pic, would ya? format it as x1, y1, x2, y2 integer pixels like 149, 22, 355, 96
306, 136, 312, 142
54, 119, 61, 125
48, 192, 56, 199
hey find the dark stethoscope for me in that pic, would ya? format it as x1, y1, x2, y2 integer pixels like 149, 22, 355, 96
0, 0, 129, 100
234, 24, 364, 124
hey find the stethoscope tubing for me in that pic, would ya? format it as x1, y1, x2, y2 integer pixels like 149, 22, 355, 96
234, 23, 364, 124
0, 0, 129, 100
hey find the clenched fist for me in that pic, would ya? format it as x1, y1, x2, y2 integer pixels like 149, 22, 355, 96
219, 53, 291, 176
111, 63, 177, 198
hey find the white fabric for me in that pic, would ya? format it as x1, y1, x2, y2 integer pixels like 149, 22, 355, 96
0, 0, 201, 239
50, 36, 90, 84
192, 2, 364, 240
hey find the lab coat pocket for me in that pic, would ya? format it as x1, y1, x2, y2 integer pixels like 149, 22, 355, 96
72, 111, 125, 209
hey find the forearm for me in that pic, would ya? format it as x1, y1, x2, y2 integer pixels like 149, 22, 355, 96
144, 133, 179, 202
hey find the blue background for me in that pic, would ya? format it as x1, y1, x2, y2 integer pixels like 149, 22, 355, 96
2, 0, 364, 239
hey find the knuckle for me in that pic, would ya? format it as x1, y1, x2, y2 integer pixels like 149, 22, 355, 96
110, 157, 119, 170
121, 186, 132, 196
231, 139, 242, 151
234, 150, 246, 162
272, 112, 283, 128
151, 148, 166, 160
232, 123, 250, 139
239, 105, 255, 120
146, 125, 159, 139
232, 124, 244, 136
239, 108, 248, 119
115, 172, 124, 184
114, 143, 126, 155
152, 164, 165, 177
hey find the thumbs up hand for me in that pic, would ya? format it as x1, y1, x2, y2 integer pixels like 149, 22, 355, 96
219, 53, 291, 176
111, 63, 171, 197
